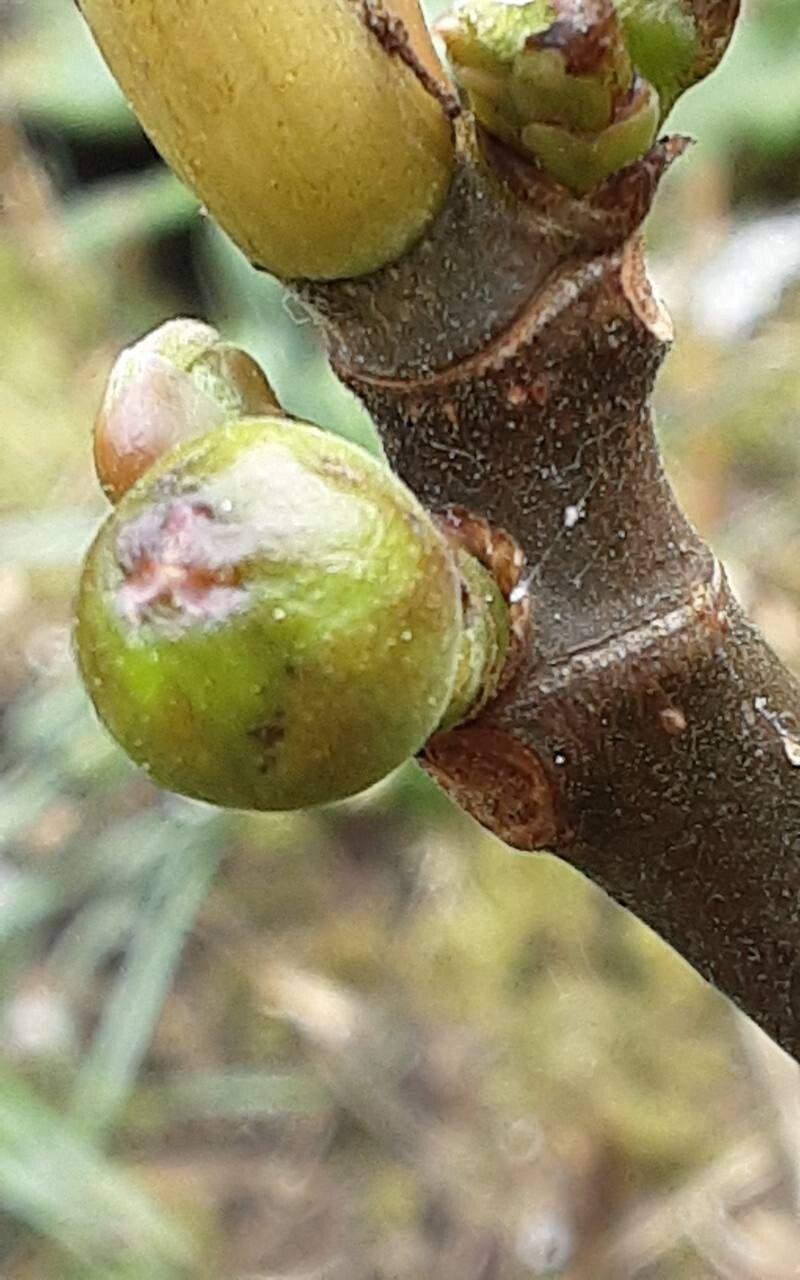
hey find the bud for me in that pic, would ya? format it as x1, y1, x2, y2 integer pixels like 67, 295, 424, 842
78, 0, 456, 280
76, 417, 463, 812
440, 0, 661, 194
440, 549, 510, 731
93, 319, 280, 503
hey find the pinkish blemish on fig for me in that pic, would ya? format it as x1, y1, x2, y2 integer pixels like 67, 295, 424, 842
115, 499, 254, 626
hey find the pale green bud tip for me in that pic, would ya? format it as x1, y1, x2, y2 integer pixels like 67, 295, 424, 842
94, 319, 280, 503
448, 0, 557, 62
614, 0, 697, 109
76, 418, 463, 812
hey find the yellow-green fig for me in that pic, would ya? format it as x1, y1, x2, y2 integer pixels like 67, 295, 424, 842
75, 418, 462, 811
77, 0, 455, 280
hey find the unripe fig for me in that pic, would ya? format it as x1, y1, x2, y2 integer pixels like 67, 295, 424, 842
75, 418, 462, 812
94, 319, 279, 503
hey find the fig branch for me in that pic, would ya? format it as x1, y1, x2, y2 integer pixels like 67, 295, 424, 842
75, 0, 800, 1060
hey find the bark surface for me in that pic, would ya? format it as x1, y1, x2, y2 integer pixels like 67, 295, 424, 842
304, 128, 800, 1059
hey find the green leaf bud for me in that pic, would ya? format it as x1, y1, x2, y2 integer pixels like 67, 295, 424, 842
613, 0, 699, 113
441, 0, 662, 194
520, 82, 659, 194
439, 549, 510, 731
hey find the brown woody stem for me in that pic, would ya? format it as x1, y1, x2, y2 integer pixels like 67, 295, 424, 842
303, 131, 800, 1060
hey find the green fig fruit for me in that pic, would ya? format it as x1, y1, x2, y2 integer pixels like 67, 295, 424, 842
75, 417, 462, 811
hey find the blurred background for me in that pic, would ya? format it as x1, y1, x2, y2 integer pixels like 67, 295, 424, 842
1, 0, 800, 1276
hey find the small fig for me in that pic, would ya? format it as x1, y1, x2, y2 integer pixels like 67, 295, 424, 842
75, 418, 462, 812
94, 319, 279, 503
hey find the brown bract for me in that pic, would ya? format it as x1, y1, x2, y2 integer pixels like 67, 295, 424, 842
690, 0, 741, 81
361, 0, 461, 118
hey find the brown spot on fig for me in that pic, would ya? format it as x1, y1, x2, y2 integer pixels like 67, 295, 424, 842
250, 719, 286, 771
